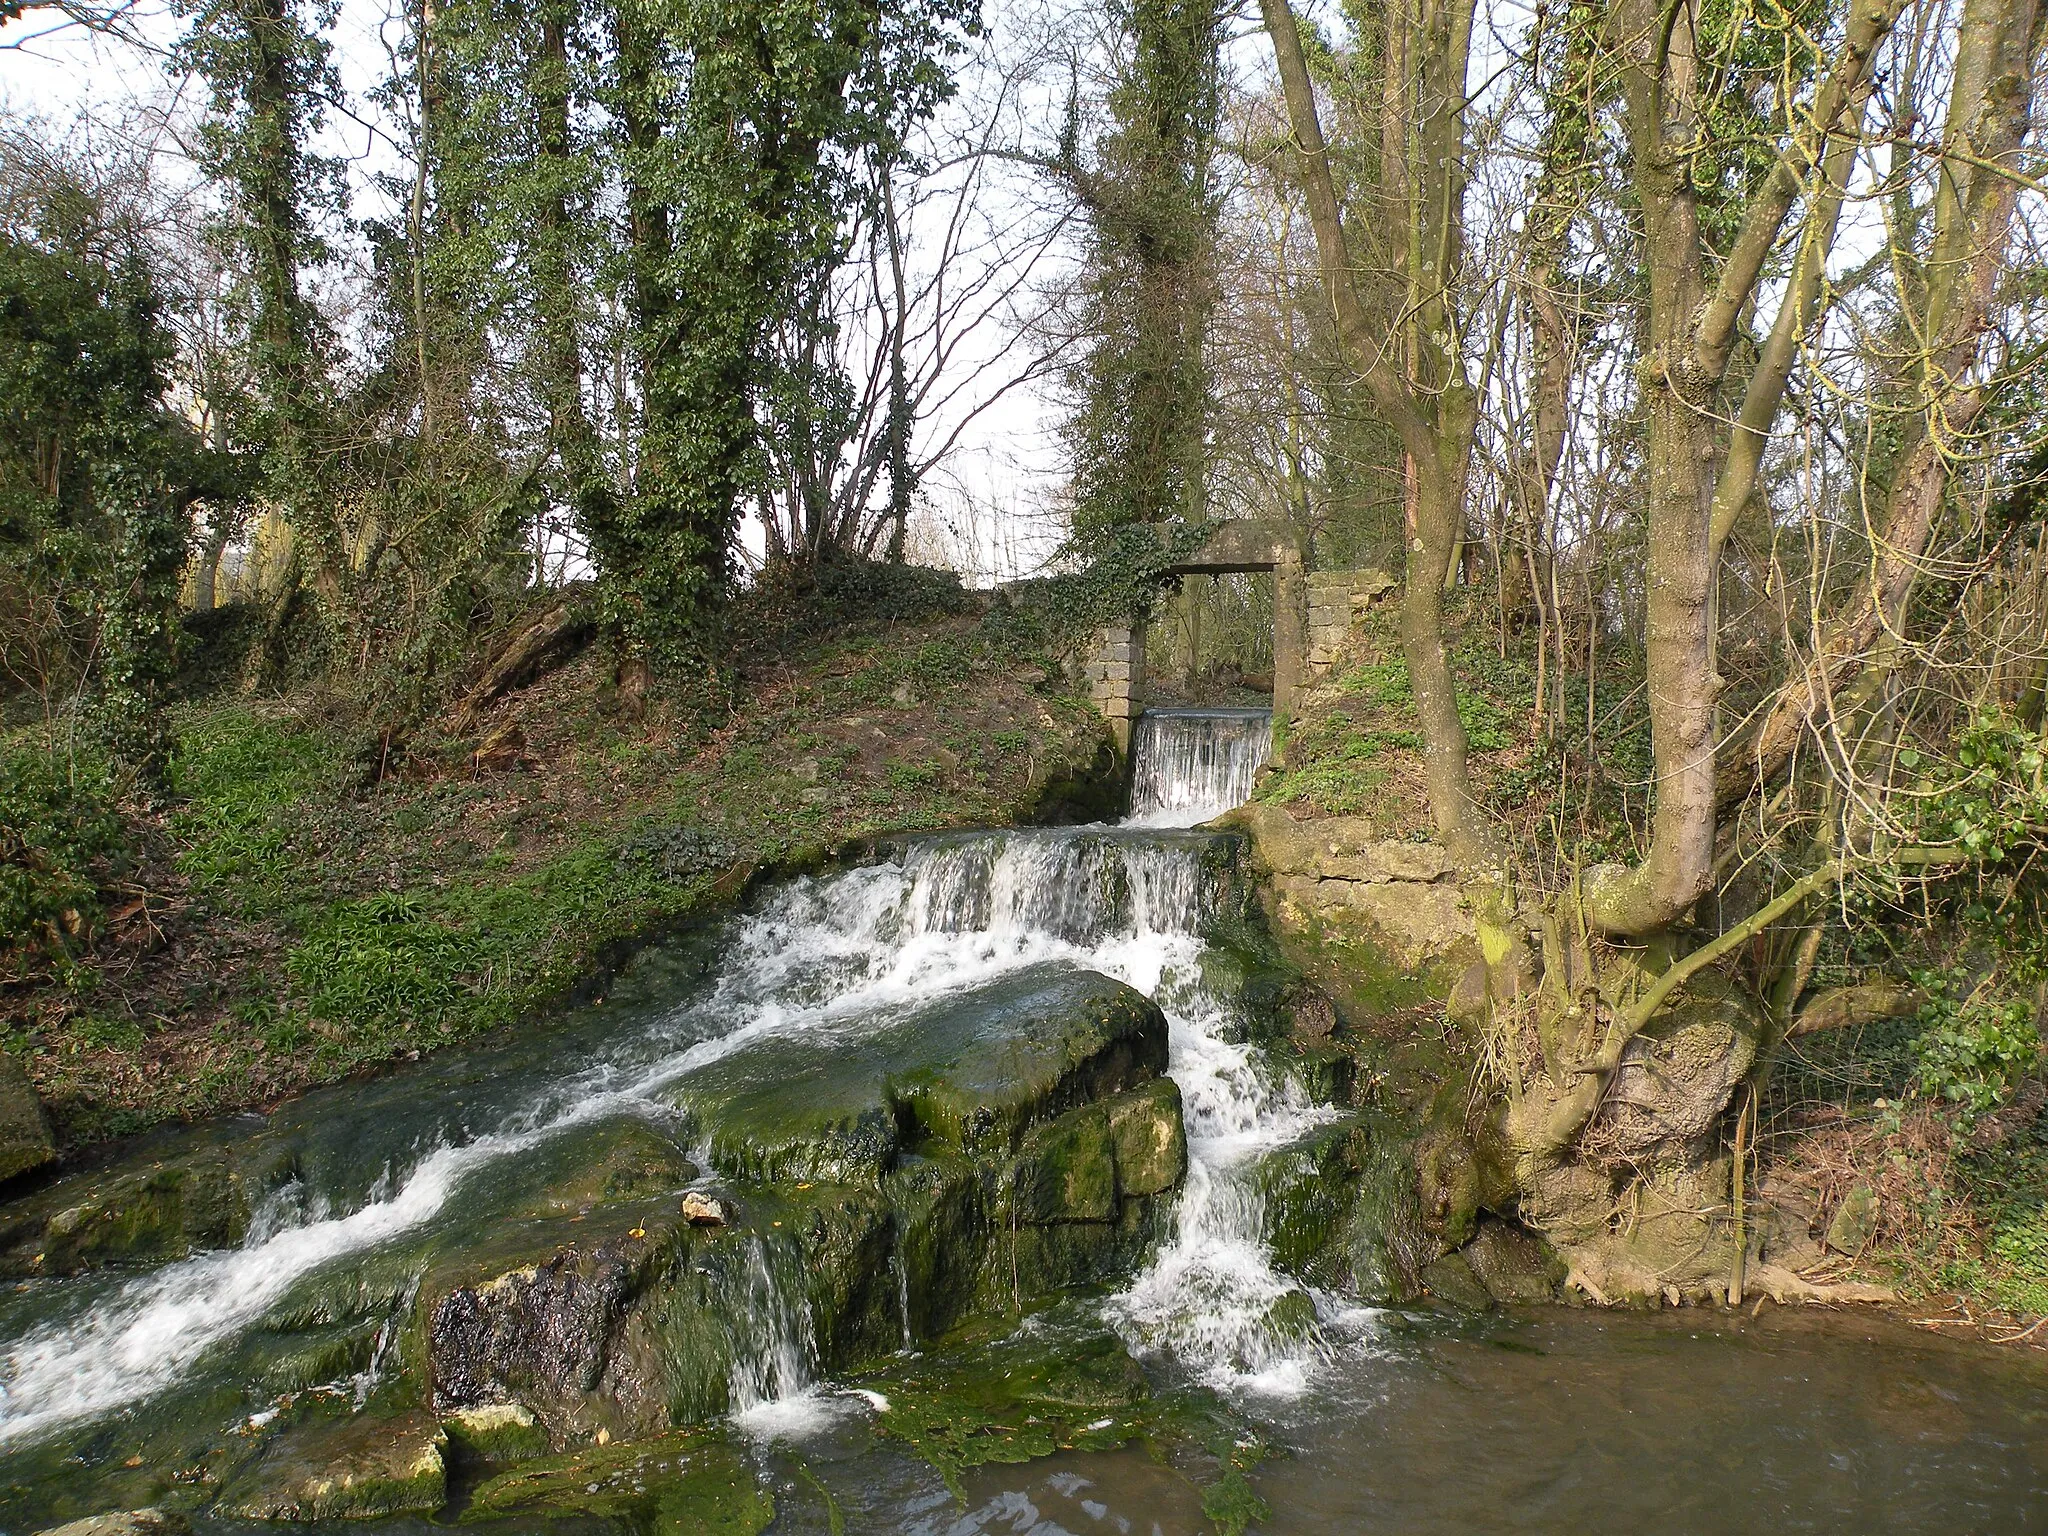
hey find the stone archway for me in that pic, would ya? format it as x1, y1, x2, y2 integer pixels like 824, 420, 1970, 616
1081, 520, 1307, 752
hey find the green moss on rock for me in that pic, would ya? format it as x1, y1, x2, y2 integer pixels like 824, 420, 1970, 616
216, 1409, 447, 1521
460, 1431, 771, 1534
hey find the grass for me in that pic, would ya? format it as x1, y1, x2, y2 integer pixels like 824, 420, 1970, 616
4, 589, 1114, 1147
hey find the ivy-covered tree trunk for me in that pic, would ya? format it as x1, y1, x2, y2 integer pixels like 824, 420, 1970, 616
1064, 0, 1224, 536
180, 0, 341, 618
590, 0, 889, 665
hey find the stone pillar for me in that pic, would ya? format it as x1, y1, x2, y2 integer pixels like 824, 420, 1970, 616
1271, 553, 1307, 744
1083, 619, 1147, 753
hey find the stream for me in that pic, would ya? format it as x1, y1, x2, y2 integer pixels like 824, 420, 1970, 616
1, 705, 2043, 1531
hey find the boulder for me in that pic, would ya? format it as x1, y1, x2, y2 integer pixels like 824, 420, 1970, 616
4, 1151, 249, 1276
460, 1433, 771, 1534
1105, 1078, 1187, 1197
1825, 1185, 1879, 1255
664, 967, 1169, 1184
1344, 882, 1472, 969
443, 1403, 551, 1464
1420, 1253, 1494, 1310
0, 1050, 55, 1183
34, 1513, 186, 1536
218, 1410, 447, 1521
1462, 1219, 1565, 1305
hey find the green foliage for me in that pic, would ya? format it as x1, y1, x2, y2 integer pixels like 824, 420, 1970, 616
589, 0, 976, 661
0, 750, 125, 963
1909, 968, 2044, 1126
170, 710, 338, 898
1033, 518, 1217, 639
287, 891, 493, 1039
0, 189, 205, 779
1904, 710, 2048, 864
1063, 0, 1225, 536
174, 0, 340, 556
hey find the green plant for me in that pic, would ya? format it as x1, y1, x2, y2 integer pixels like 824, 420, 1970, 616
0, 749, 127, 961
286, 892, 492, 1044
1909, 969, 2044, 1126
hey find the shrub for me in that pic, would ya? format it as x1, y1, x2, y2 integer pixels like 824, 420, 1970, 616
0, 749, 126, 962
1910, 969, 2045, 1126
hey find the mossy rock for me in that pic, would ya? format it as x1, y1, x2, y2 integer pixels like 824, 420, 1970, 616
1105, 1078, 1187, 1197
0, 1051, 55, 1184
6, 1152, 250, 1277
442, 1403, 551, 1465
33, 1514, 186, 1536
252, 1318, 385, 1393
1413, 1119, 1515, 1250
1012, 1106, 1118, 1222
460, 1431, 771, 1534
1253, 1119, 1367, 1286
1462, 1219, 1565, 1305
861, 1310, 1154, 1492
665, 966, 1167, 1185
482, 1115, 698, 1219
215, 1408, 446, 1521
1418, 1252, 1494, 1310
1341, 1125, 1431, 1304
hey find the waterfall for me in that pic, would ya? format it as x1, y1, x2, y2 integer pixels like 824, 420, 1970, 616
0, 826, 1329, 1450
1126, 708, 1272, 827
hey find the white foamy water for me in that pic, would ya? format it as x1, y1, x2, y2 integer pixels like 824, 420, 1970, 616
1125, 708, 1272, 827
0, 722, 1325, 1446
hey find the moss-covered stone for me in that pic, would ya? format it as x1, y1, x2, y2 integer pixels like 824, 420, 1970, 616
665, 968, 1168, 1188
216, 1409, 446, 1521
254, 1319, 385, 1392
460, 1431, 771, 1534
1418, 1252, 1494, 1310
1012, 1106, 1118, 1222
0, 1052, 55, 1184
33, 1512, 186, 1536
3, 1152, 250, 1277
1342, 1129, 1431, 1304
1462, 1219, 1565, 1305
442, 1403, 550, 1464
861, 1311, 1154, 1493
1106, 1078, 1186, 1196
1253, 1120, 1367, 1286
486, 1116, 698, 1219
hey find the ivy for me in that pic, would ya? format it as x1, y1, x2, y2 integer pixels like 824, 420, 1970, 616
1908, 967, 2045, 1128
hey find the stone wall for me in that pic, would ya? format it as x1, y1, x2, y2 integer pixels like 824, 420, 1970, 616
1306, 569, 1396, 678
1081, 622, 1146, 752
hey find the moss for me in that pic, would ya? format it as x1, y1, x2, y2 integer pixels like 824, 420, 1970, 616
3, 1151, 249, 1277
461, 1431, 772, 1534
443, 1404, 551, 1465
666, 969, 1168, 1188
1105, 1078, 1187, 1196
217, 1409, 447, 1521
1011, 1106, 1119, 1222
859, 1311, 1156, 1494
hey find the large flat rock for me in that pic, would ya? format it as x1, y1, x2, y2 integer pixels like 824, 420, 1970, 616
664, 966, 1168, 1184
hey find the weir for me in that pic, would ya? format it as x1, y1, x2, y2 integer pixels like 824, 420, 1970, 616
0, 722, 1325, 1493
1126, 706, 1273, 827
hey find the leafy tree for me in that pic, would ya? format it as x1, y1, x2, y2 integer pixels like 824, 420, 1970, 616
1063, 0, 1224, 537
0, 174, 219, 780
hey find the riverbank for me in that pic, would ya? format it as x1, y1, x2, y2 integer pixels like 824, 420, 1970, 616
1238, 589, 2048, 1343
2, 574, 1116, 1151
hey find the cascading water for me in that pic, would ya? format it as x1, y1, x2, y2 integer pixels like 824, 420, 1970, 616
0, 709, 1326, 1456
1125, 706, 1273, 827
